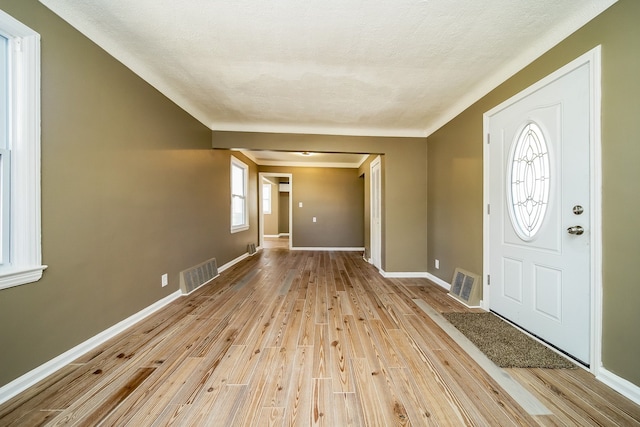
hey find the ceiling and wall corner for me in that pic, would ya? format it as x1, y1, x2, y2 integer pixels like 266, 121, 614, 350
38, 0, 618, 139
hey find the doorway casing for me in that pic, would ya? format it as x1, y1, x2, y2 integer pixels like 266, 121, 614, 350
259, 172, 293, 250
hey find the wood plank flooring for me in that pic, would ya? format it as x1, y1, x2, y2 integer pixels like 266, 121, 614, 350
1, 249, 639, 426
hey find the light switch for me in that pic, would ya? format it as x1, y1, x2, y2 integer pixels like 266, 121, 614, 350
299, 202, 303, 208
312, 217, 317, 223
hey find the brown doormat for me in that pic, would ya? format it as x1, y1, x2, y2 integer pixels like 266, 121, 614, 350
442, 312, 577, 369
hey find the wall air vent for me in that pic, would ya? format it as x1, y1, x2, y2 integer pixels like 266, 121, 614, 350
179, 257, 219, 295
448, 268, 482, 307
248, 243, 257, 255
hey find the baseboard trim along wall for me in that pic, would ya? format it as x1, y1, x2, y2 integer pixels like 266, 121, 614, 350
377, 271, 451, 291
425, 272, 452, 291
379, 270, 429, 279
598, 368, 640, 406
291, 247, 365, 251
0, 249, 256, 405
218, 251, 252, 273
0, 290, 182, 405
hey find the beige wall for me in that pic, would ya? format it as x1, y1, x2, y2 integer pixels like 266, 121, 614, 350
0, 0, 258, 387
259, 167, 364, 248
427, 0, 640, 386
279, 189, 290, 234
214, 132, 426, 271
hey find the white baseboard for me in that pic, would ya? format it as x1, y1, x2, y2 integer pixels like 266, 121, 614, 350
380, 270, 429, 279
263, 234, 279, 238
597, 367, 640, 406
278, 233, 290, 237
0, 290, 182, 405
291, 247, 365, 251
376, 270, 451, 291
426, 272, 451, 291
218, 252, 251, 273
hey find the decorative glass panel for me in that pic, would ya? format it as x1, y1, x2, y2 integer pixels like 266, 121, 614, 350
508, 122, 550, 240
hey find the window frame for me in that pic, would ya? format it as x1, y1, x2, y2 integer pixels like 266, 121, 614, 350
230, 156, 249, 233
0, 10, 45, 290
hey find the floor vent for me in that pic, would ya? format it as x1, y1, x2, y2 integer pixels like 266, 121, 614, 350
248, 243, 257, 255
179, 257, 219, 295
449, 268, 482, 307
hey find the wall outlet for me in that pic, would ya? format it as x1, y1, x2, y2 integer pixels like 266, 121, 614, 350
312, 217, 317, 223
161, 273, 168, 287
435, 259, 440, 269
299, 202, 303, 207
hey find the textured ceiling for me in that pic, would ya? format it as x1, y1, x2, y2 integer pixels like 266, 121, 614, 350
40, 0, 616, 137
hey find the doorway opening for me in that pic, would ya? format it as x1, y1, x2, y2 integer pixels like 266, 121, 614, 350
259, 173, 293, 250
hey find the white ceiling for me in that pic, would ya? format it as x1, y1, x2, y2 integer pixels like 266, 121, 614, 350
40, 0, 616, 138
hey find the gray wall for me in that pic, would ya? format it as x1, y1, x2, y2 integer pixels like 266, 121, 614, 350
0, 0, 258, 387
260, 167, 364, 248
279, 189, 290, 234
427, 0, 640, 386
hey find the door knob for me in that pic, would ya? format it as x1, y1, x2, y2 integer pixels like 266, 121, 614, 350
567, 225, 584, 235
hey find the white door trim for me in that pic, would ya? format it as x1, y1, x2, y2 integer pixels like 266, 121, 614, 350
370, 156, 382, 270
482, 46, 602, 374
259, 172, 293, 249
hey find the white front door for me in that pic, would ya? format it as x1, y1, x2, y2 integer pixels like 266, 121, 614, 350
370, 156, 382, 270
486, 50, 599, 365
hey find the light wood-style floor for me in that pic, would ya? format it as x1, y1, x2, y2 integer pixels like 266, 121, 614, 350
263, 236, 290, 250
1, 249, 639, 426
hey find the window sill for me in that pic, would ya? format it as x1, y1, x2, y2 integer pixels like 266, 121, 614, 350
0, 265, 48, 291
230, 225, 250, 234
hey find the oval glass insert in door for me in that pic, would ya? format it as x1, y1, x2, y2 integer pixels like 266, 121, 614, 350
507, 121, 551, 241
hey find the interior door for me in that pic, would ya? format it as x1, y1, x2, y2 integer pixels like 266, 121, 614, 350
487, 60, 593, 365
370, 156, 382, 270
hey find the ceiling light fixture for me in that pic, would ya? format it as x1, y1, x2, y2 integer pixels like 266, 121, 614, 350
300, 151, 313, 156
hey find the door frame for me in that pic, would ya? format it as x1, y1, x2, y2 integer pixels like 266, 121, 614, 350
259, 172, 293, 249
370, 156, 382, 270
482, 46, 602, 373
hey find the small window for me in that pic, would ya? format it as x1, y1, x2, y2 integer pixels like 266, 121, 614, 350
0, 10, 45, 290
263, 183, 272, 214
230, 156, 249, 233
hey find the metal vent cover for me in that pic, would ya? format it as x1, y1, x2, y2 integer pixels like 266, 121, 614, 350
448, 268, 482, 307
179, 257, 219, 295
